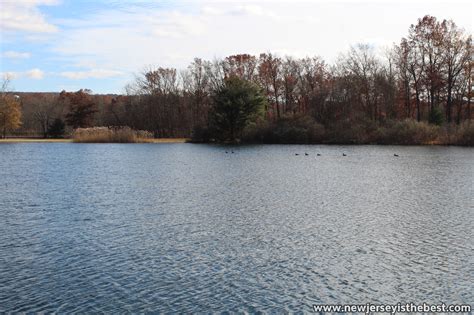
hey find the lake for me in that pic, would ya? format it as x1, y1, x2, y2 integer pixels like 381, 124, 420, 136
0, 143, 472, 313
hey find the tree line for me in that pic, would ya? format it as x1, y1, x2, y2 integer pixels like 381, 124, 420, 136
2, 15, 472, 144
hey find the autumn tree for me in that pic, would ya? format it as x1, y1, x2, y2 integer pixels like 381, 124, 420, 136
223, 54, 258, 82
398, 15, 473, 124
441, 20, 471, 123
204, 59, 226, 92
61, 89, 97, 129
403, 36, 425, 122
338, 44, 382, 121
412, 16, 445, 120
135, 67, 186, 136
281, 57, 299, 115
258, 53, 282, 118
32, 93, 61, 138
0, 78, 22, 138
464, 51, 473, 122
298, 57, 329, 120
379, 50, 398, 120
182, 58, 211, 127
392, 41, 413, 118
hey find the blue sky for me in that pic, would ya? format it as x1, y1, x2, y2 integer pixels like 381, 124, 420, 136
1, 0, 472, 94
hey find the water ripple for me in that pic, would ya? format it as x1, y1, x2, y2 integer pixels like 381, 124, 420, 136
0, 144, 472, 312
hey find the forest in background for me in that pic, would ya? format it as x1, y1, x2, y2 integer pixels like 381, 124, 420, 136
1, 15, 473, 145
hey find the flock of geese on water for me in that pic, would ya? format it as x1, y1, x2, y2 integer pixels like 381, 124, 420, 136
294, 153, 400, 157
225, 151, 400, 157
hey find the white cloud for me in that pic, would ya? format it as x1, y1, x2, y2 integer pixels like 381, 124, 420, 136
202, 4, 278, 19
1, 72, 19, 80
201, 6, 222, 15
26, 68, 44, 79
0, 0, 59, 33
227, 5, 279, 19
50, 3, 290, 71
0, 68, 44, 80
5, 0, 471, 93
49, 1, 473, 77
2, 51, 31, 59
59, 69, 123, 80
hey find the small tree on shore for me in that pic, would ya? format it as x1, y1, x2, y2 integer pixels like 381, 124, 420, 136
210, 76, 266, 142
47, 118, 66, 138
0, 78, 22, 138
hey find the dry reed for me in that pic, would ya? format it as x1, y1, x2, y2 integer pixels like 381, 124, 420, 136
73, 127, 153, 143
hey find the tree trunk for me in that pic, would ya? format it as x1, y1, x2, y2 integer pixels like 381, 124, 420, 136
405, 81, 411, 118
429, 87, 435, 115
446, 85, 453, 123
415, 90, 421, 122
456, 101, 462, 125
446, 98, 452, 123
230, 124, 235, 142
468, 96, 471, 123
273, 78, 280, 119
43, 118, 49, 138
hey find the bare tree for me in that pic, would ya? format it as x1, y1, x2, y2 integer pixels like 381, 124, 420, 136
441, 20, 471, 122
258, 53, 282, 118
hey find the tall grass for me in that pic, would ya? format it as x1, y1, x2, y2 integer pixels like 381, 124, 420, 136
445, 123, 474, 146
73, 127, 153, 143
375, 120, 440, 145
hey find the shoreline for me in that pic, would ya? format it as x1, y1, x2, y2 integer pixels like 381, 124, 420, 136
0, 138, 471, 146
0, 138, 190, 143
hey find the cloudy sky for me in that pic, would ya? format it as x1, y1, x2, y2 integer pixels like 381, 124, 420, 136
0, 0, 472, 94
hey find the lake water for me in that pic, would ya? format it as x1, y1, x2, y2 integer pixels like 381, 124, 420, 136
0, 143, 472, 313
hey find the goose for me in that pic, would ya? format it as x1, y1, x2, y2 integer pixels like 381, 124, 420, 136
342, 153, 347, 156
317, 153, 321, 156
231, 151, 234, 154
295, 153, 299, 156
394, 154, 399, 157
305, 153, 309, 156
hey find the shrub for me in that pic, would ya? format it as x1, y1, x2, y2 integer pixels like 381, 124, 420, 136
72, 126, 153, 143
47, 118, 66, 138
242, 115, 325, 144
449, 123, 474, 146
192, 113, 472, 146
375, 119, 440, 144
325, 120, 364, 144
191, 124, 214, 143
324, 117, 384, 144
429, 107, 444, 126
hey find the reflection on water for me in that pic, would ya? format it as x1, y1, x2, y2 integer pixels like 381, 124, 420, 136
0, 144, 472, 312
